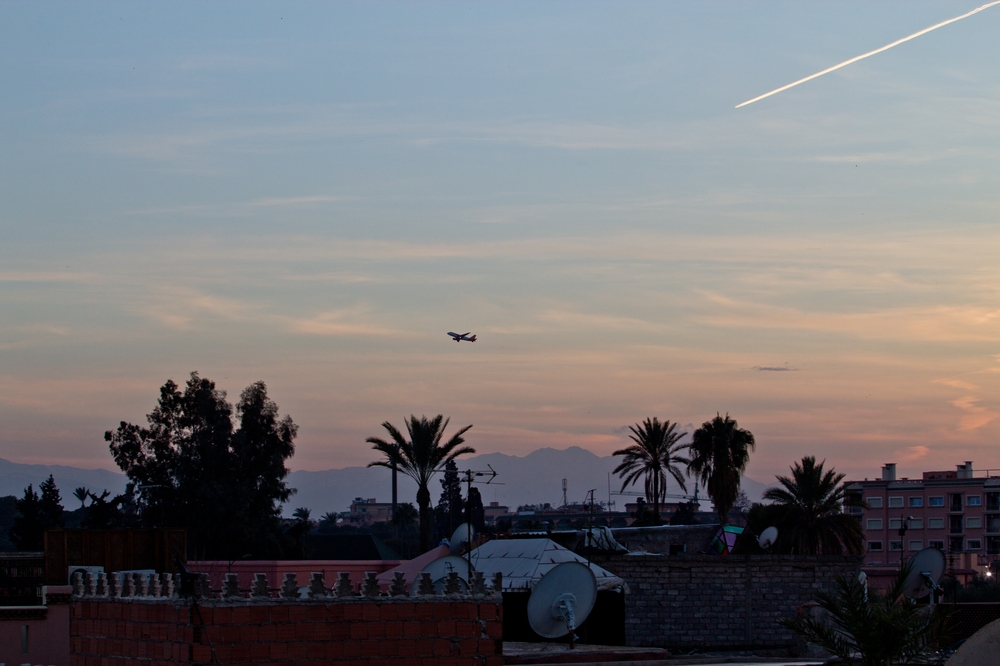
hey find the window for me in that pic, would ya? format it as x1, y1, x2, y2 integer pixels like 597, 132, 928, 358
967, 539, 982, 550
988, 536, 1000, 555
889, 518, 903, 529
987, 493, 1000, 512
967, 516, 982, 529
866, 497, 883, 509
867, 561, 883, 566
909, 518, 923, 529
909, 497, 924, 508
889, 540, 903, 551
968, 495, 982, 507
951, 515, 964, 533
908, 540, 923, 550
928, 518, 945, 529
930, 496, 945, 507
950, 494, 964, 511
929, 540, 945, 550
867, 519, 883, 530
868, 541, 884, 552
950, 536, 964, 552
889, 496, 904, 508
987, 515, 1000, 532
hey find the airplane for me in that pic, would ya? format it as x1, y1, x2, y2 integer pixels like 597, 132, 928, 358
447, 332, 477, 343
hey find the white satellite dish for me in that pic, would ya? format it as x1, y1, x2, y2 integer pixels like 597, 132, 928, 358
902, 547, 946, 600
450, 523, 473, 555
410, 555, 473, 596
758, 526, 779, 550
526, 562, 598, 642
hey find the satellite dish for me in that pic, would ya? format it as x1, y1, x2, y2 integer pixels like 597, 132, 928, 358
410, 555, 473, 596
902, 547, 946, 600
758, 526, 779, 550
450, 523, 473, 555
527, 562, 598, 640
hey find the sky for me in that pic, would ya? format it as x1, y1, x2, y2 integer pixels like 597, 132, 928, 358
1, 1, 999, 485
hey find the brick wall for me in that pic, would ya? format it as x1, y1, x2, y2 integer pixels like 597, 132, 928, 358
71, 595, 502, 665
591, 554, 860, 650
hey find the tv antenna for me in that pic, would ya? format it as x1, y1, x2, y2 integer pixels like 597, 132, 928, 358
901, 547, 946, 604
562, 479, 568, 508
458, 465, 501, 580
527, 561, 598, 648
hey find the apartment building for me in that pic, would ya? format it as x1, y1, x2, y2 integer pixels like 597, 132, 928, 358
845, 462, 1000, 576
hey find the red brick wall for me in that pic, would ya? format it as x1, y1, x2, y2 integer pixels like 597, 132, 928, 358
70, 597, 503, 666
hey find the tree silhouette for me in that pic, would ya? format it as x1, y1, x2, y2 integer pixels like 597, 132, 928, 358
613, 418, 688, 520
73, 487, 89, 510
760, 456, 863, 555
367, 415, 474, 551
106, 372, 297, 558
687, 413, 755, 525
11, 475, 64, 551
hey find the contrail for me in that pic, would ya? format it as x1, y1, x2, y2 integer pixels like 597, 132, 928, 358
736, 0, 1000, 108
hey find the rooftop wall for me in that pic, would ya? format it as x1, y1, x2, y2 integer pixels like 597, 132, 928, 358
69, 570, 503, 666
592, 553, 860, 651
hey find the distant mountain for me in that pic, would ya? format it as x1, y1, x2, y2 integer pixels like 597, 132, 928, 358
0, 458, 128, 502
0, 449, 776, 518
285, 446, 777, 518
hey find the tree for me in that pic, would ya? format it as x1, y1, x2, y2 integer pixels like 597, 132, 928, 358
105, 372, 297, 559
73, 487, 89, 510
467, 486, 485, 534
10, 485, 42, 550
391, 502, 418, 530
39, 475, 65, 530
613, 418, 688, 520
435, 459, 464, 541
687, 413, 755, 525
760, 456, 863, 555
780, 564, 950, 666
82, 486, 141, 529
367, 415, 474, 551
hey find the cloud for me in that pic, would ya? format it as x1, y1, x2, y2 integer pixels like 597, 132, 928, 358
949, 395, 999, 431
250, 196, 346, 207
0, 272, 98, 283
895, 445, 930, 463
753, 365, 796, 372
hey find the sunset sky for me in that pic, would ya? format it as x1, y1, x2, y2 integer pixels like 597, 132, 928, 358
2, 1, 999, 484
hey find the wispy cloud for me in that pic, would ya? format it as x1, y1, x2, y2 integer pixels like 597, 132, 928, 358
250, 195, 346, 207
753, 365, 796, 372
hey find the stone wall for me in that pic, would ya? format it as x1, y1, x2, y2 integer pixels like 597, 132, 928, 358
69, 570, 503, 666
591, 554, 860, 650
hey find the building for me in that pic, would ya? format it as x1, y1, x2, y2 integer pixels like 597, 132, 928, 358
342, 497, 394, 525
484, 501, 509, 526
845, 461, 1000, 579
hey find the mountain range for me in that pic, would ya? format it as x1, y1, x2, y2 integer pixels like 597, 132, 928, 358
0, 447, 774, 517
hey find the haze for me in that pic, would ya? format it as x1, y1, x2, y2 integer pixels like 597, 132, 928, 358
2, 2, 999, 484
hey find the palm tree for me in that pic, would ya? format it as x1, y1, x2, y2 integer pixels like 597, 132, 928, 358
73, 486, 89, 510
762, 456, 863, 555
687, 413, 755, 525
367, 415, 474, 551
613, 418, 688, 521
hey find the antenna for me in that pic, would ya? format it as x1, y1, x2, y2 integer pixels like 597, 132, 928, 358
458, 465, 501, 582
562, 479, 568, 508
758, 526, 778, 550
901, 547, 946, 602
526, 562, 598, 647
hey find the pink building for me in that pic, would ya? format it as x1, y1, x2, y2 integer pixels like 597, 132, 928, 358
846, 461, 1000, 580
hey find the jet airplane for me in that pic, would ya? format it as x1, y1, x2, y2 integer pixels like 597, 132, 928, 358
447, 332, 477, 343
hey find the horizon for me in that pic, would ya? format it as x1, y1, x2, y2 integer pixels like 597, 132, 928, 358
2, 2, 999, 485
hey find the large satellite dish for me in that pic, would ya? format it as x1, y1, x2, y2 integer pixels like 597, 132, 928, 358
450, 523, 473, 555
410, 555, 472, 596
902, 547, 946, 600
527, 562, 598, 640
758, 526, 778, 550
